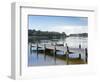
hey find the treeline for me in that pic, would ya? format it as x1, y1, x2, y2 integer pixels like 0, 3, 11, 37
69, 33, 88, 37
28, 29, 67, 42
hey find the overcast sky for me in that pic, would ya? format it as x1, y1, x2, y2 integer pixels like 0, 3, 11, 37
28, 15, 88, 35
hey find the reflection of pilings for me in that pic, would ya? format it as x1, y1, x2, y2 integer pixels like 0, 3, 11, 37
85, 48, 88, 63
66, 52, 69, 65
63, 41, 64, 47
66, 43, 69, 65
66, 43, 67, 47
79, 53, 81, 59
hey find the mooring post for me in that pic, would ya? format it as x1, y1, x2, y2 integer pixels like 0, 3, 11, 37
67, 46, 69, 53
44, 44, 46, 61
54, 45, 56, 64
85, 48, 88, 63
36, 43, 38, 51
79, 44, 81, 49
28, 43, 32, 55
36, 43, 39, 59
30, 43, 32, 54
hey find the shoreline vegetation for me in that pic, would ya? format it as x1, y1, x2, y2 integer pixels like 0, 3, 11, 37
28, 29, 88, 43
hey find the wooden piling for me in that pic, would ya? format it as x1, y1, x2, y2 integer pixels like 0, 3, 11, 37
67, 46, 69, 53
85, 48, 88, 63
54, 45, 56, 64
79, 44, 81, 49
30, 43, 32, 54
36, 43, 39, 59
44, 44, 46, 60
36, 43, 38, 51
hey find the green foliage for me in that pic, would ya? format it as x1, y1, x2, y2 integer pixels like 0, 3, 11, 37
28, 29, 67, 43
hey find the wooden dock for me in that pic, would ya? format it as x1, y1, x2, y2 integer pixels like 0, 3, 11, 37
29, 43, 88, 64
30, 43, 85, 54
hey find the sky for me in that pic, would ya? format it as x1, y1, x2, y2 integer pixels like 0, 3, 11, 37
28, 15, 88, 35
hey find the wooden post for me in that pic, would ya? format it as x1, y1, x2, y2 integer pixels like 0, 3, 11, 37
67, 46, 69, 53
36, 43, 38, 51
85, 48, 88, 63
54, 45, 56, 64
79, 44, 81, 49
30, 43, 32, 54
44, 44, 46, 61
79, 44, 81, 59
36, 43, 39, 59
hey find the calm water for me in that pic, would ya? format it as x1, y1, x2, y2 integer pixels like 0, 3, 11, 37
28, 36, 87, 66
65, 37, 87, 48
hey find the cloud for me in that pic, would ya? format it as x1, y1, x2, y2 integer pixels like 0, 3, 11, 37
41, 25, 88, 35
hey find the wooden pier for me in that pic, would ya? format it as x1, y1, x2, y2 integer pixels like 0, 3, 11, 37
30, 43, 88, 64
31, 43, 85, 54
